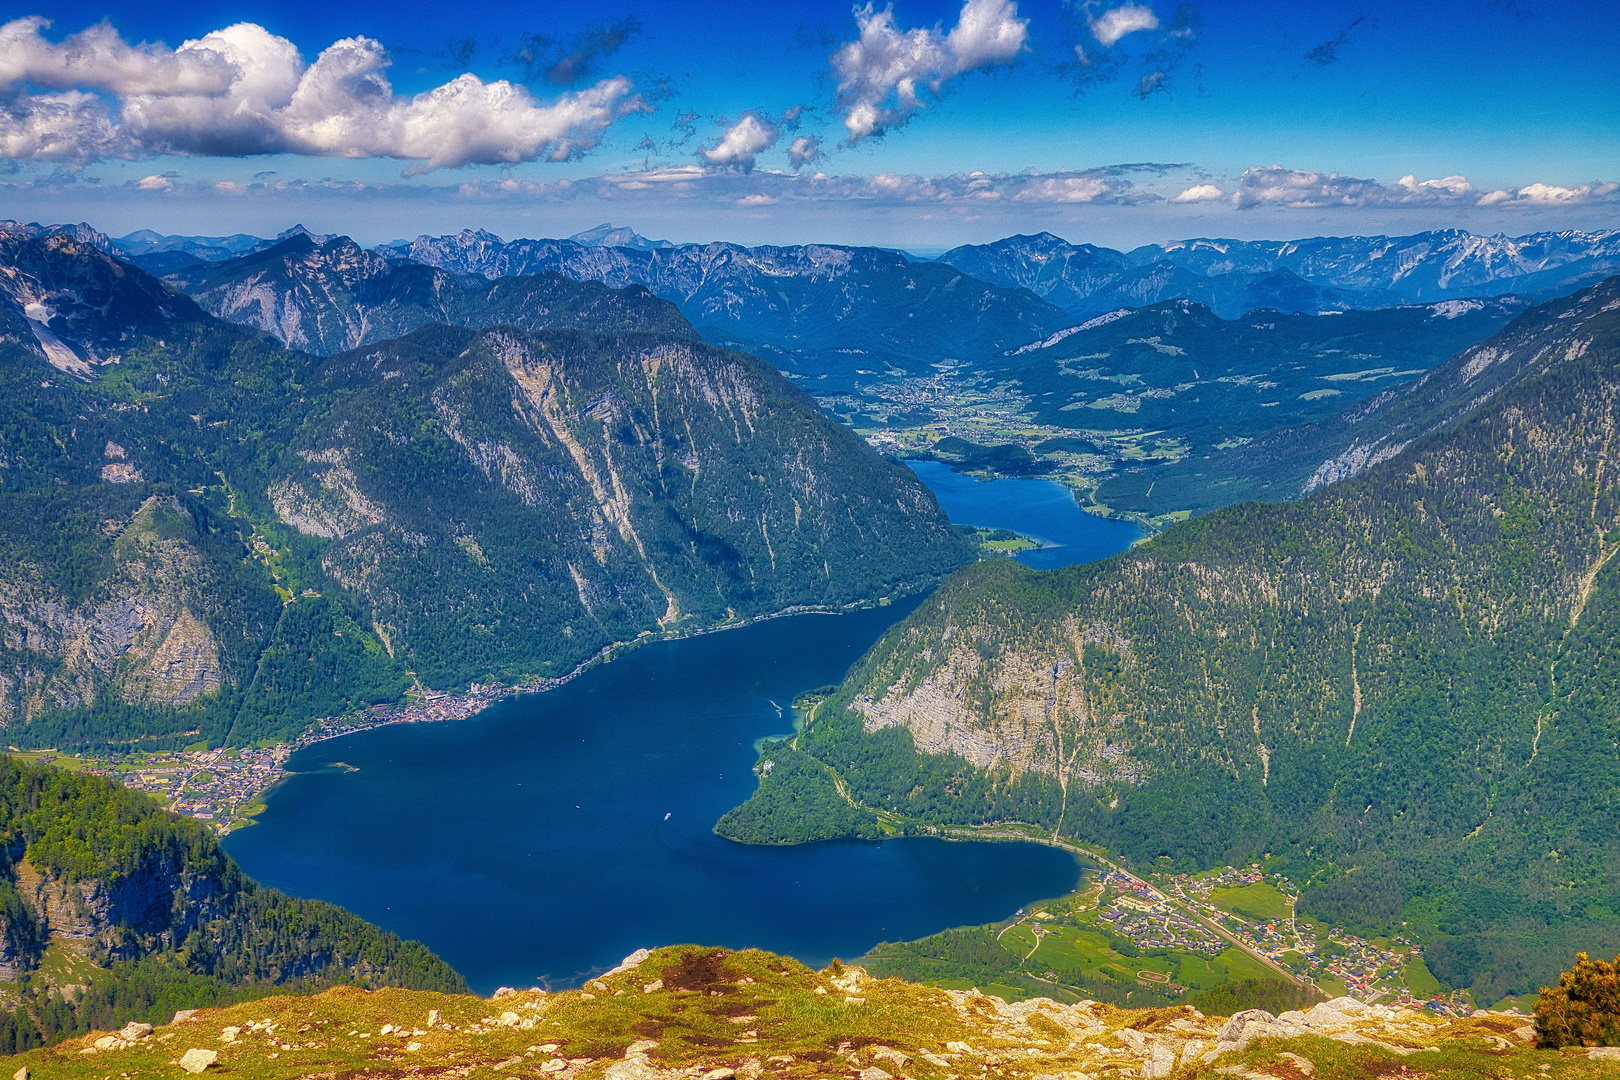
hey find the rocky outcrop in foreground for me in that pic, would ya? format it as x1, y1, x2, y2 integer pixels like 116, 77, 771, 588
14, 946, 1610, 1080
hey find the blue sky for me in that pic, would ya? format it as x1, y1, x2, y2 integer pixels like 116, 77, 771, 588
3, 0, 1618, 248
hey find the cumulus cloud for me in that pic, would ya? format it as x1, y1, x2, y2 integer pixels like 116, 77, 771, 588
1012, 174, 1118, 203
1481, 181, 1620, 206
0, 16, 645, 171
1235, 166, 1457, 208
700, 113, 779, 170
1090, 4, 1160, 47
787, 135, 822, 169
0, 89, 123, 163
0, 17, 233, 95
1171, 183, 1223, 202
831, 0, 1027, 143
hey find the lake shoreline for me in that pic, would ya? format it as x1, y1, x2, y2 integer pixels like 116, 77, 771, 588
112, 589, 935, 833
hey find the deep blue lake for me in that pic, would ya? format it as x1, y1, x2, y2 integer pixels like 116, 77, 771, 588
906, 459, 1143, 569
224, 599, 1083, 994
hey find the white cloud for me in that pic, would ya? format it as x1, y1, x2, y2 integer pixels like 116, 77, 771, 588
1234, 166, 1620, 211
831, 0, 1027, 144
135, 172, 174, 190
1233, 166, 1391, 208
787, 135, 822, 169
700, 113, 778, 171
1013, 175, 1113, 203
1171, 183, 1224, 203
1479, 182, 1620, 206
1392, 173, 1473, 198
0, 17, 644, 171
1517, 182, 1586, 203
443, 165, 1149, 209
1090, 4, 1160, 47
0, 17, 233, 95
0, 89, 123, 163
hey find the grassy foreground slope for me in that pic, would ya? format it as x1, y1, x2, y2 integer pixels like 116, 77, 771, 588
719, 279, 1620, 999
5, 944, 1597, 1080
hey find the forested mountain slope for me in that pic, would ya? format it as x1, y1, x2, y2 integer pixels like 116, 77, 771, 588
722, 277, 1620, 998
1098, 278, 1620, 518
166, 233, 693, 355
0, 756, 462, 1050
383, 230, 1074, 383
250, 324, 970, 696
0, 234, 969, 749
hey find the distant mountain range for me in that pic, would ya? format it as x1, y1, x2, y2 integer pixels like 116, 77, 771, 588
9, 218, 1619, 387
376, 229, 1073, 381
12, 218, 1618, 318
1137, 230, 1620, 301
938, 229, 1620, 319
89, 225, 1066, 382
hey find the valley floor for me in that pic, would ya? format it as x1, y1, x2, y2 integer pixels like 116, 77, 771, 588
862, 827, 1477, 1017
818, 376, 1190, 531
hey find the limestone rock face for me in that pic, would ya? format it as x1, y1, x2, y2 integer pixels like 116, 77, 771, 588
852, 616, 1144, 786
10, 854, 229, 964
0, 496, 231, 725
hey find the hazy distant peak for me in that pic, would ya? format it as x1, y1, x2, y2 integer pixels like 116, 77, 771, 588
277, 223, 333, 245
566, 223, 674, 250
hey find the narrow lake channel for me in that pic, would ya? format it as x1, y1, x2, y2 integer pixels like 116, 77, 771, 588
905, 460, 1143, 569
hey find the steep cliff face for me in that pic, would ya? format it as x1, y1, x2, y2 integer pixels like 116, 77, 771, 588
0, 497, 232, 724
853, 615, 1143, 789
10, 855, 229, 962
0, 229, 205, 379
